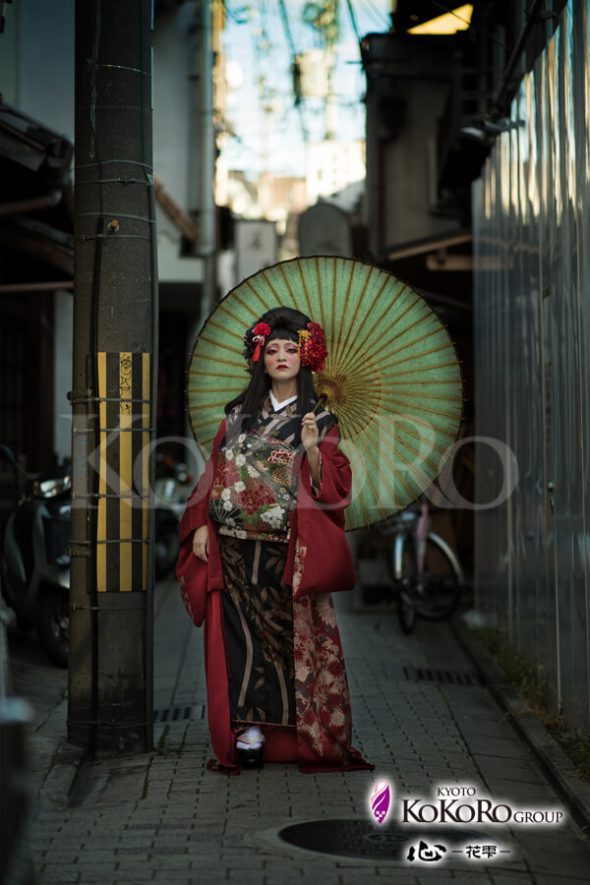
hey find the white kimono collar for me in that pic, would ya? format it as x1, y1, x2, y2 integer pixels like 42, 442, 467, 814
269, 391, 297, 412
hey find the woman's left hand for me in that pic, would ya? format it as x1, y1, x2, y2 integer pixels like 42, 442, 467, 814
301, 411, 319, 451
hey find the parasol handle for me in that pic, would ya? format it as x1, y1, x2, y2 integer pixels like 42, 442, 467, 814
313, 393, 327, 415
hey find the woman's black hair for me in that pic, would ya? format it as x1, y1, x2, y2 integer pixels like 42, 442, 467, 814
224, 306, 317, 433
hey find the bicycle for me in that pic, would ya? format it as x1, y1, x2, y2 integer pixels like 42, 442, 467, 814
386, 498, 465, 634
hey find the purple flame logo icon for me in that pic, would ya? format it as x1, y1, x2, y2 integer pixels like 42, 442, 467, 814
370, 780, 392, 825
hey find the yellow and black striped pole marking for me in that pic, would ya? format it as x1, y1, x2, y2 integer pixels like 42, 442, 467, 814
97, 352, 108, 593
96, 352, 152, 592
119, 353, 133, 592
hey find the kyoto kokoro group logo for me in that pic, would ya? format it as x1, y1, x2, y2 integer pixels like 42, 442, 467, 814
366, 780, 567, 866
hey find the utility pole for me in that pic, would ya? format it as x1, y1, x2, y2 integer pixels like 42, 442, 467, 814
189, 0, 219, 318
68, 0, 157, 756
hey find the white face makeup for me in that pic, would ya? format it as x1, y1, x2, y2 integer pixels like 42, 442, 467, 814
263, 338, 301, 389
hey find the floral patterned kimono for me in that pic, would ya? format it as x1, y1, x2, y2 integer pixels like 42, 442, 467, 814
176, 396, 372, 775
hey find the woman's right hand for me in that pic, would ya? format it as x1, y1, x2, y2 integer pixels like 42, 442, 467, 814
192, 525, 209, 562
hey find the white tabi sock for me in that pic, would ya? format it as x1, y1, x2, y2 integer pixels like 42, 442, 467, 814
236, 725, 265, 750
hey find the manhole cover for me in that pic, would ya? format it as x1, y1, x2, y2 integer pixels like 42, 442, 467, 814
278, 819, 488, 860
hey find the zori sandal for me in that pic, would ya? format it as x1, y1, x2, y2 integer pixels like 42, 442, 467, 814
236, 725, 265, 768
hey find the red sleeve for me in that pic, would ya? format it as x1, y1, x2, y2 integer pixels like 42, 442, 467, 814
300, 425, 352, 511
178, 420, 226, 544
284, 424, 355, 595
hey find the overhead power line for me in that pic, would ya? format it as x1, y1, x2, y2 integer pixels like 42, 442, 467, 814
428, 0, 473, 29
277, 0, 298, 57
426, 0, 506, 48
276, 0, 309, 143
345, 0, 362, 43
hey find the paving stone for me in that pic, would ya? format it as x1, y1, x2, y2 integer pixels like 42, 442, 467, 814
260, 875, 307, 884
39, 852, 80, 865
115, 835, 155, 848
146, 855, 197, 868
120, 825, 159, 835
39, 864, 82, 881
113, 850, 152, 861
151, 876, 205, 884
73, 850, 120, 864
488, 876, 546, 884
113, 860, 158, 874
338, 874, 399, 885
532, 876, 590, 884
15, 583, 590, 885
56, 861, 117, 877
110, 875, 155, 883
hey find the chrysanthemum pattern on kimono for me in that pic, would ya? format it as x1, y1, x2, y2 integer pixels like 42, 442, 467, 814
208, 396, 332, 543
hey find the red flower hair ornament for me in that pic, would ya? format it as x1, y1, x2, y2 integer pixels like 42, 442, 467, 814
244, 319, 328, 372
297, 322, 328, 372
249, 322, 272, 364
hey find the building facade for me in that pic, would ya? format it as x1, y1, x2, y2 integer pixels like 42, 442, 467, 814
473, 0, 590, 731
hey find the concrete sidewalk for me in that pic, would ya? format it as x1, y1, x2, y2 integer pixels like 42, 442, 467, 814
16, 577, 590, 884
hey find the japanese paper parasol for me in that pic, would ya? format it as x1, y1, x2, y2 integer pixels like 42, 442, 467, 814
187, 256, 463, 530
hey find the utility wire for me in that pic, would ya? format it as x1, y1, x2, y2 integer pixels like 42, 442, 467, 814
276, 0, 309, 144
225, 1, 250, 25
277, 0, 298, 57
428, 0, 473, 29
345, 0, 362, 43
426, 0, 506, 49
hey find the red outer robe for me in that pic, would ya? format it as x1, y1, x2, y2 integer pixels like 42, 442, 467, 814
176, 419, 373, 775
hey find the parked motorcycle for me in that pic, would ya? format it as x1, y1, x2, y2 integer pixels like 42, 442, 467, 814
0, 445, 70, 668
0, 445, 194, 667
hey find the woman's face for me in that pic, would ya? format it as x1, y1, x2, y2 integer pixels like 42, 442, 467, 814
264, 338, 301, 383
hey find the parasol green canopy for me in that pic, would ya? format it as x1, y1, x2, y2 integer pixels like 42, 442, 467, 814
187, 256, 463, 530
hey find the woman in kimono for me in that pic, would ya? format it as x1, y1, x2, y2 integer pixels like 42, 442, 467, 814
176, 307, 372, 775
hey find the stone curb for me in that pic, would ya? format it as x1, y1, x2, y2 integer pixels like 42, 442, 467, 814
38, 739, 85, 810
450, 615, 590, 838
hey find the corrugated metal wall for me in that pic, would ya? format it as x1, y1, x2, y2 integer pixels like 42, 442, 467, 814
473, 0, 590, 732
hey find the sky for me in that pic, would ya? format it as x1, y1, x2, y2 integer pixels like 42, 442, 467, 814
220, 0, 392, 177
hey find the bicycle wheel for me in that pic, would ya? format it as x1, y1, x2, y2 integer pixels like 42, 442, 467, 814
395, 534, 417, 635
397, 588, 417, 634
413, 533, 462, 620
